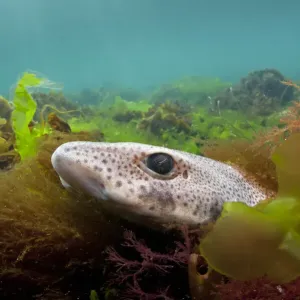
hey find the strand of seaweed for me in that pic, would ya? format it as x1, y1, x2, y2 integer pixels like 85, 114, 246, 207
251, 81, 300, 151
105, 226, 200, 299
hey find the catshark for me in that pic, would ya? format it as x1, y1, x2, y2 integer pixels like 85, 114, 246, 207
51, 141, 267, 227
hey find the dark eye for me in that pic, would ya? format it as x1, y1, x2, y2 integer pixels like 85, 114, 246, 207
146, 153, 174, 175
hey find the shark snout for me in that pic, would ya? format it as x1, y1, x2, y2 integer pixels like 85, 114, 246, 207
51, 142, 109, 200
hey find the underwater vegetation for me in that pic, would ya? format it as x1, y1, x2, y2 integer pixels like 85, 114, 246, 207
0, 70, 299, 299
102, 127, 300, 299
2, 68, 291, 163
0, 130, 125, 299
201, 135, 300, 283
150, 76, 232, 106
212, 69, 294, 116
69, 85, 144, 107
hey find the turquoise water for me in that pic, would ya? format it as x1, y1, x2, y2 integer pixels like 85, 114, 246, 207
1, 2, 300, 298
1, 0, 299, 93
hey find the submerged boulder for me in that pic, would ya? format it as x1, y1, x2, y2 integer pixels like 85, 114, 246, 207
212, 69, 295, 116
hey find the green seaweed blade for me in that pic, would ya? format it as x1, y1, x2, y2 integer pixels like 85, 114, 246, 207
11, 72, 42, 160
199, 133, 300, 283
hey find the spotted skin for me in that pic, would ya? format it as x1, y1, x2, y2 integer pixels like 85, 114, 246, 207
51, 141, 267, 226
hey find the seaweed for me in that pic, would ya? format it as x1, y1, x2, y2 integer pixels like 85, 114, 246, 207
2, 71, 300, 300
11, 72, 42, 160
0, 96, 13, 120
212, 69, 295, 116
0, 130, 122, 299
198, 133, 300, 300
215, 277, 300, 300
67, 82, 282, 157
105, 226, 195, 299
151, 77, 231, 106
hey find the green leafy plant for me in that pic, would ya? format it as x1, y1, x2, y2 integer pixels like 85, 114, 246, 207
10, 72, 65, 160
11, 72, 43, 160
90, 290, 99, 300
200, 133, 300, 283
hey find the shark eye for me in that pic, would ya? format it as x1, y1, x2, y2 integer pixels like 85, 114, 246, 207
146, 153, 174, 175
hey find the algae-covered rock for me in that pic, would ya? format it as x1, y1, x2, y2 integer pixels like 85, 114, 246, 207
0, 96, 13, 120
138, 101, 192, 135
47, 112, 71, 133
0, 136, 9, 153
212, 69, 295, 116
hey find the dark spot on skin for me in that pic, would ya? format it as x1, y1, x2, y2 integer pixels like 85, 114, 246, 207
209, 205, 221, 220
183, 202, 188, 207
149, 206, 155, 211
93, 156, 98, 160
107, 168, 112, 172
64, 148, 70, 152
107, 176, 111, 180
183, 170, 188, 179
139, 185, 176, 211
102, 159, 107, 164
116, 181, 122, 187
93, 166, 98, 171
72, 146, 77, 150
84, 159, 88, 163
140, 185, 147, 192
